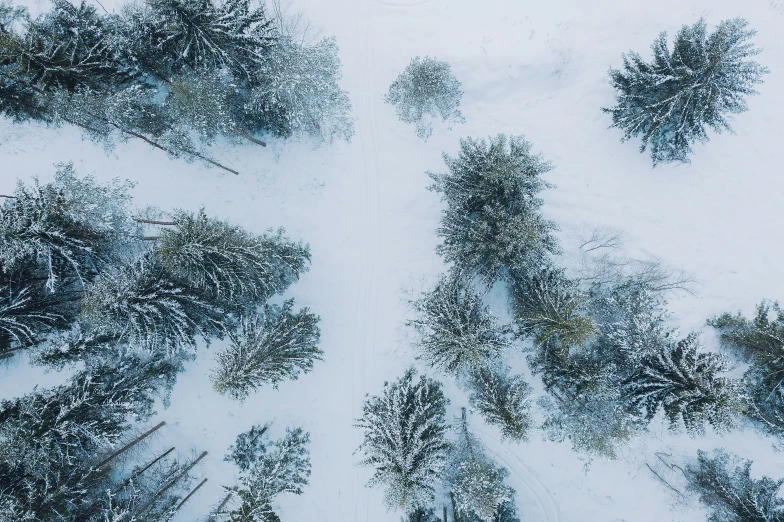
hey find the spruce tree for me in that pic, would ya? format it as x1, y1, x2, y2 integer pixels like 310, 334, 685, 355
356, 368, 451, 510
428, 135, 557, 284
686, 449, 784, 522
223, 425, 312, 522
509, 267, 595, 352
402, 507, 442, 522
407, 271, 509, 377
384, 56, 464, 140
710, 302, 784, 439
447, 411, 515, 522
0, 352, 181, 518
78, 251, 224, 355
154, 209, 310, 306
211, 299, 322, 402
624, 334, 740, 434
467, 365, 533, 442
604, 18, 768, 165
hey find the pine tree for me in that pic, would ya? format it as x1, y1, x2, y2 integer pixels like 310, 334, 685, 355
710, 302, 784, 439
407, 271, 509, 376
0, 352, 181, 518
356, 368, 451, 510
624, 334, 741, 434
223, 425, 311, 522
604, 18, 768, 165
447, 411, 515, 522
0, 164, 135, 291
686, 449, 784, 522
78, 251, 224, 355
211, 299, 322, 402
247, 34, 354, 143
154, 209, 310, 305
509, 267, 595, 352
467, 365, 533, 442
384, 56, 464, 140
428, 135, 557, 284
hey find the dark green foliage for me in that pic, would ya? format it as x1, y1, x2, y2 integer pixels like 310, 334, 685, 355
605, 18, 768, 165
384, 56, 464, 140
509, 267, 595, 352
408, 271, 509, 376
710, 302, 784, 438
113, 0, 274, 82
624, 334, 740, 434
402, 507, 442, 522
223, 425, 311, 522
155, 209, 310, 306
686, 449, 784, 522
79, 252, 224, 355
0, 352, 181, 518
428, 135, 557, 284
467, 365, 533, 442
211, 299, 322, 401
356, 368, 451, 510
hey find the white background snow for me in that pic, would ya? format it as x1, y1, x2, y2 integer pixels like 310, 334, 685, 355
2, 0, 784, 520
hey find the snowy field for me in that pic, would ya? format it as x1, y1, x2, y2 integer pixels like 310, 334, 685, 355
2, 0, 784, 520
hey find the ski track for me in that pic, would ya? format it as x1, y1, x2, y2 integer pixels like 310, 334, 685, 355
351, 0, 382, 520
474, 428, 564, 522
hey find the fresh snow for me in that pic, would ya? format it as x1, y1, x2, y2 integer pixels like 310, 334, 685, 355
2, 0, 784, 521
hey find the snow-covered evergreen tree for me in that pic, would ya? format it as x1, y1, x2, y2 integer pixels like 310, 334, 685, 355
710, 302, 784, 439
247, 34, 354, 143
78, 251, 224, 355
509, 267, 595, 352
356, 368, 451, 510
211, 299, 322, 402
604, 18, 768, 165
407, 271, 509, 376
686, 449, 784, 522
447, 411, 515, 522
0, 164, 135, 291
0, 352, 181, 518
222, 425, 311, 522
428, 135, 557, 284
384, 56, 464, 140
467, 365, 533, 442
402, 507, 442, 522
154, 209, 310, 306
624, 334, 741, 434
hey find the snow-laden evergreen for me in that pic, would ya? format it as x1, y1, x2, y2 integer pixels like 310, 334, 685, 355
222, 424, 311, 522
384, 56, 464, 140
710, 302, 784, 440
211, 299, 322, 402
686, 449, 784, 522
467, 365, 533, 442
604, 18, 768, 165
355, 368, 451, 510
407, 271, 508, 377
446, 411, 515, 522
624, 334, 741, 435
428, 135, 557, 285
155, 209, 310, 305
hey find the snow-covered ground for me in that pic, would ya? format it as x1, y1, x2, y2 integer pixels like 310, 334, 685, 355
3, 0, 784, 520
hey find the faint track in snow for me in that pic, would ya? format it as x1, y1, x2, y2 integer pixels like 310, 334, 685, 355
350, 1, 382, 521
372, 0, 433, 7
474, 428, 564, 522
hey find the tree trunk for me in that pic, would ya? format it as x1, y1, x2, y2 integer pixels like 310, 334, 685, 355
443, 505, 448, 522
208, 492, 234, 521
174, 478, 208, 511
138, 451, 208, 515
95, 421, 166, 469
232, 127, 267, 147
450, 492, 459, 522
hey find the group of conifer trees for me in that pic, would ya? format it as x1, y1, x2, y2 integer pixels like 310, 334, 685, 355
355, 125, 784, 519
0, 0, 353, 174
0, 166, 322, 520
